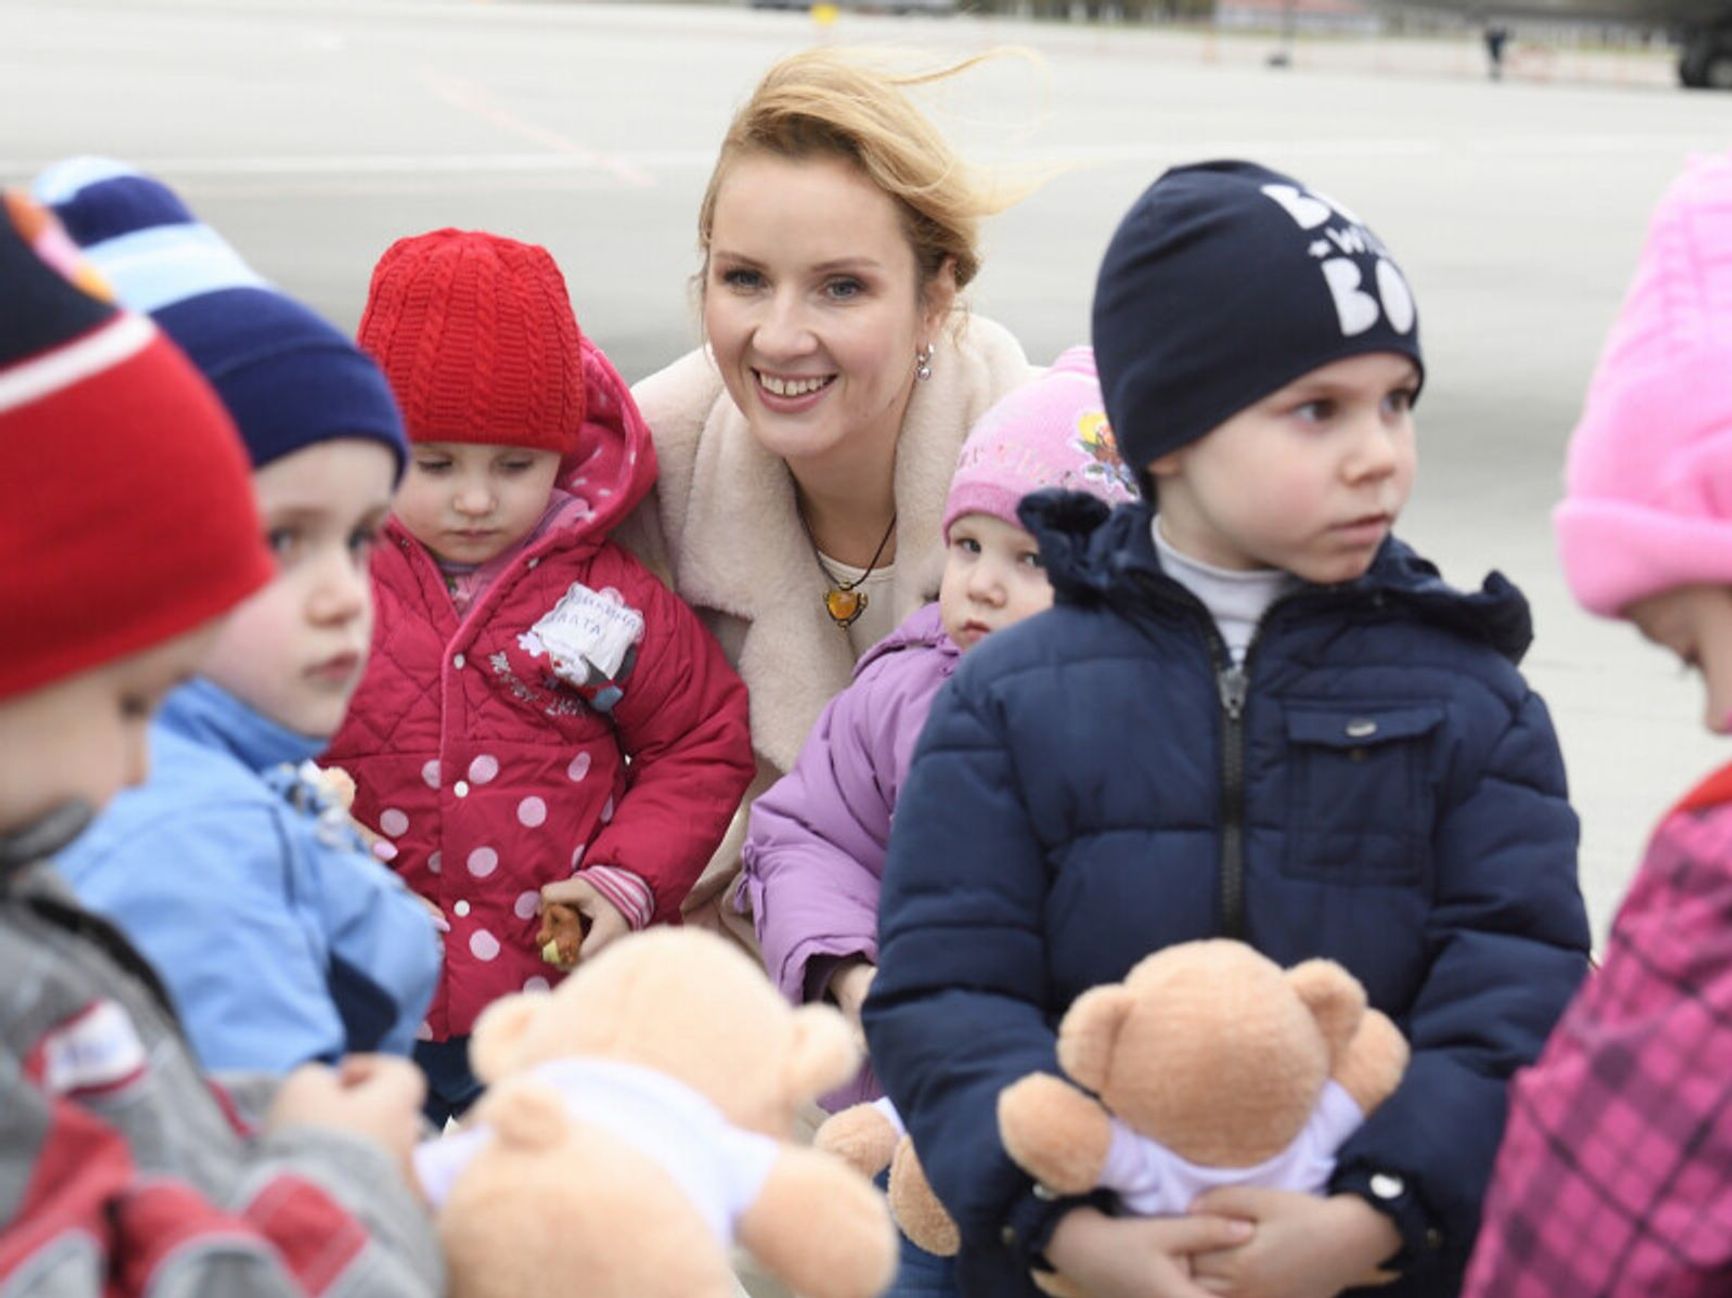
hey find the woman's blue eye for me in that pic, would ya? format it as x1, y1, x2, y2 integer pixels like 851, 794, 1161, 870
721, 268, 762, 290
826, 278, 864, 301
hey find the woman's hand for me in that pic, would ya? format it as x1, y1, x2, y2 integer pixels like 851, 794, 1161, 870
1187, 1190, 1402, 1298
1045, 1206, 1254, 1298
539, 875, 630, 960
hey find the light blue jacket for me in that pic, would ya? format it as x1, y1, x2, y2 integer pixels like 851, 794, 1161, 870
58, 679, 442, 1074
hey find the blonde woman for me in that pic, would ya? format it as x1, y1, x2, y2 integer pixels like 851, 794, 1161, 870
626, 48, 1036, 974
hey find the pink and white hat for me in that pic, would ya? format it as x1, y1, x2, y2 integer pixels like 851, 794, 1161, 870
941, 345, 1138, 543
1556, 153, 1732, 618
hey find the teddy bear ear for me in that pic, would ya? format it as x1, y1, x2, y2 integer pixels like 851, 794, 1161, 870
1285, 960, 1366, 1062
783, 1004, 861, 1103
468, 991, 550, 1085
477, 1077, 569, 1148
1056, 984, 1135, 1092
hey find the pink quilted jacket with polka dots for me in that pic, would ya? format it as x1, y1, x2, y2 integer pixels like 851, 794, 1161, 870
325, 339, 754, 1039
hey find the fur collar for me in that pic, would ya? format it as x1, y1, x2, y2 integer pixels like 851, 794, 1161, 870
632, 317, 1032, 772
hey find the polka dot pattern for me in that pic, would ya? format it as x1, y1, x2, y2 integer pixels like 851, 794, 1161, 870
379, 808, 409, 837
467, 847, 499, 878
600, 797, 615, 825
421, 760, 441, 789
428, 851, 442, 875
469, 754, 499, 784
373, 840, 398, 863
523, 976, 551, 993
571, 844, 586, 870
470, 930, 501, 961
518, 796, 547, 828
514, 891, 541, 920
567, 752, 591, 783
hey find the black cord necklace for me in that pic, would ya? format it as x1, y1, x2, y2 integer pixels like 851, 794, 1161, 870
795, 504, 897, 629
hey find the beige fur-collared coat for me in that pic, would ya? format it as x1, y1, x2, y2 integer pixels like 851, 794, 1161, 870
621, 315, 1033, 926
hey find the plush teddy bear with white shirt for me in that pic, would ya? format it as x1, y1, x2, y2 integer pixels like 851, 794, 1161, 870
414, 928, 898, 1298
998, 939, 1410, 1298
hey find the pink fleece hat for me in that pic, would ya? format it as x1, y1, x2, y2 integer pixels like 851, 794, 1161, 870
942, 345, 1138, 542
1556, 153, 1732, 619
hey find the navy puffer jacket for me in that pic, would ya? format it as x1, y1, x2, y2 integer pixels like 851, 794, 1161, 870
863, 492, 1590, 1298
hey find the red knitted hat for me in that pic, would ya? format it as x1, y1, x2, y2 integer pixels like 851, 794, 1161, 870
356, 229, 586, 457
0, 191, 271, 701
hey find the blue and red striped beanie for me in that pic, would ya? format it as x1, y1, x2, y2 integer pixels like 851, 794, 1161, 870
32, 158, 407, 478
0, 191, 270, 701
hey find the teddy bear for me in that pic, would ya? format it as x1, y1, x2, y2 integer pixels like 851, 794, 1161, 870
814, 1097, 960, 1257
999, 939, 1410, 1296
412, 927, 899, 1298
817, 939, 1408, 1294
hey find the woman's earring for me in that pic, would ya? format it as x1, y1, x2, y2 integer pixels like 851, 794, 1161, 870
914, 343, 935, 383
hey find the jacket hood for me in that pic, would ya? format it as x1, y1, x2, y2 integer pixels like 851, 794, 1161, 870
1020, 489, 1533, 663
853, 602, 956, 681
554, 335, 659, 538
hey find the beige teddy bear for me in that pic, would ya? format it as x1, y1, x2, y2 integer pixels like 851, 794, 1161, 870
999, 939, 1410, 1297
820, 939, 1408, 1294
413, 928, 899, 1298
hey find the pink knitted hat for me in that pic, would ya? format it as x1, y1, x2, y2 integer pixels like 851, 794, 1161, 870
942, 345, 1138, 542
1556, 153, 1732, 618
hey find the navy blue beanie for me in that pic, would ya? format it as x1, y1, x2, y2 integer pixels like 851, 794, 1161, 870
1092, 160, 1423, 489
31, 158, 407, 479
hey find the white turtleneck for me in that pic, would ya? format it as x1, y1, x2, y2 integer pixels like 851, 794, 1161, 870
1152, 519, 1299, 665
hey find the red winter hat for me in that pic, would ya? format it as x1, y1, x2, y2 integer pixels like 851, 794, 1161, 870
0, 191, 271, 701
357, 229, 586, 457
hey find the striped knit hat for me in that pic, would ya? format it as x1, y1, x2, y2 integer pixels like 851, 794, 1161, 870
32, 158, 407, 477
0, 191, 270, 701
357, 229, 586, 458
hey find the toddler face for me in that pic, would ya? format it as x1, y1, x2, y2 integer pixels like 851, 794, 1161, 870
939, 513, 1053, 651
0, 625, 219, 831
201, 439, 396, 738
395, 441, 562, 567
1626, 585, 1732, 735
1150, 352, 1420, 585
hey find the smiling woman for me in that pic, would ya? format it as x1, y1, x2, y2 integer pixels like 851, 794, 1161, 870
622, 46, 1038, 944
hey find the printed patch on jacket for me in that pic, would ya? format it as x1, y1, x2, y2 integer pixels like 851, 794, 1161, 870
520, 583, 645, 715
39, 1000, 148, 1099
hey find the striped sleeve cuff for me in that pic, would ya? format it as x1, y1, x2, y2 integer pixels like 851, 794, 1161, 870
580, 865, 655, 930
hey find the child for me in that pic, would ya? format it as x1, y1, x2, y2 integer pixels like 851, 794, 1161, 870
37, 160, 442, 1077
326, 229, 754, 1124
743, 346, 1136, 1097
1462, 154, 1732, 1298
0, 191, 441, 1294
863, 160, 1591, 1298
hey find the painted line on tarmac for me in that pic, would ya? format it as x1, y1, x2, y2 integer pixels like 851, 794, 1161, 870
417, 65, 656, 190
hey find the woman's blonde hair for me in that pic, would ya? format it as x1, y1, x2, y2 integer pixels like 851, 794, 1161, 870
697, 46, 1026, 296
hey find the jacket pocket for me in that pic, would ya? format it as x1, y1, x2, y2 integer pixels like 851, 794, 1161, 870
1282, 704, 1443, 886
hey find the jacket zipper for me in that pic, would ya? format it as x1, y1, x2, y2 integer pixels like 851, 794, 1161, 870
1213, 639, 1250, 940
1133, 572, 1300, 941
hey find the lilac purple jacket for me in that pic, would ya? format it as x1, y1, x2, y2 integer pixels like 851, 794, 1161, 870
741, 602, 959, 1108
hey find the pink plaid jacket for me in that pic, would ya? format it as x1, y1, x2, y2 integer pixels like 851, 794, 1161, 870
1463, 761, 1732, 1297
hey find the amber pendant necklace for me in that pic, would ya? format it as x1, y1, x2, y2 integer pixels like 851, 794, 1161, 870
795, 503, 897, 630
